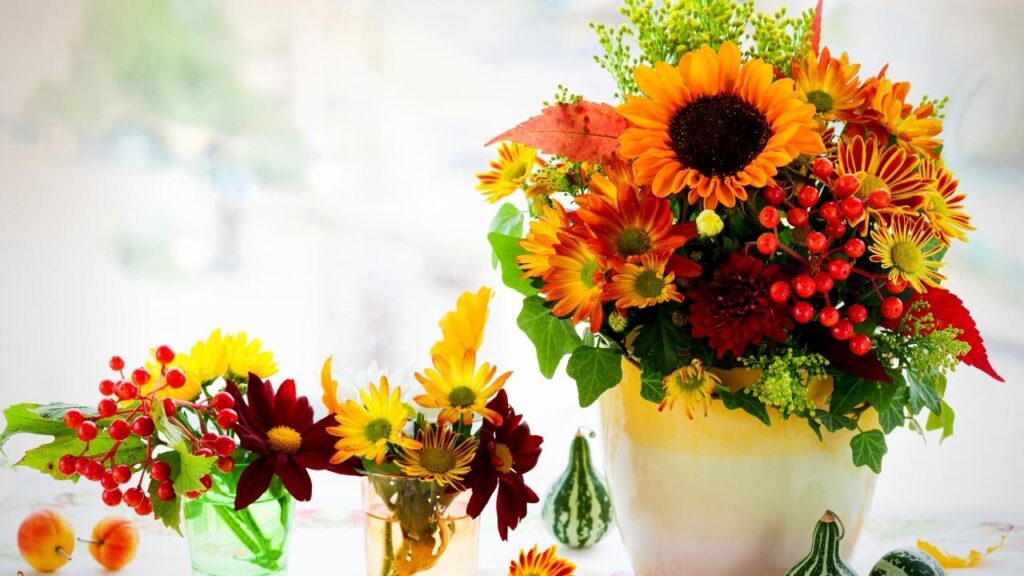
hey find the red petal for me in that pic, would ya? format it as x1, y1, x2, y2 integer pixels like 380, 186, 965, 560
247, 373, 276, 427
275, 454, 313, 502
486, 101, 629, 164
234, 455, 275, 510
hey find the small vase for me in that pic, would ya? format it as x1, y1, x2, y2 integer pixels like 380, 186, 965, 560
362, 474, 479, 576
184, 466, 294, 576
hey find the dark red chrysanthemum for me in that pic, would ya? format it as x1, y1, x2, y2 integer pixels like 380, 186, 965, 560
227, 373, 357, 510
687, 252, 794, 359
465, 390, 543, 540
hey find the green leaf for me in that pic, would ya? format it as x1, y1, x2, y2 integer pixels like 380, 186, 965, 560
807, 418, 823, 442
850, 430, 887, 473
815, 409, 856, 433
866, 381, 901, 412
719, 389, 771, 426
488, 232, 538, 297
516, 296, 582, 378
878, 386, 908, 434
1, 403, 71, 447
566, 346, 623, 407
631, 305, 689, 375
490, 203, 524, 266
638, 359, 666, 404
172, 442, 216, 494
907, 370, 941, 415
828, 376, 875, 416
149, 452, 183, 535
926, 400, 955, 443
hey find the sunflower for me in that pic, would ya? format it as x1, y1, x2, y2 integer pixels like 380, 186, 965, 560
792, 47, 865, 121
917, 158, 974, 245
869, 215, 946, 292
508, 545, 576, 576
604, 254, 683, 311
835, 136, 929, 234
326, 376, 421, 465
517, 201, 571, 280
866, 78, 943, 159
415, 349, 510, 426
541, 232, 608, 332
396, 423, 478, 489
617, 42, 824, 209
659, 359, 722, 419
477, 142, 539, 203
225, 332, 278, 382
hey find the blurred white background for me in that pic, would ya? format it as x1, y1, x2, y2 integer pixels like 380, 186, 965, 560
0, 0, 1022, 530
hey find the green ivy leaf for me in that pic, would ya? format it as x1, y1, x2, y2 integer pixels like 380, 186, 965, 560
172, 442, 216, 494
566, 346, 622, 407
719, 389, 770, 426
807, 418, 823, 442
631, 305, 689, 375
488, 232, 538, 296
907, 370, 941, 415
926, 400, 955, 443
828, 376, 876, 416
516, 296, 582, 378
866, 381, 901, 412
815, 409, 856, 433
149, 452, 183, 535
850, 430, 887, 473
878, 386, 908, 434
638, 359, 666, 404
490, 203, 524, 267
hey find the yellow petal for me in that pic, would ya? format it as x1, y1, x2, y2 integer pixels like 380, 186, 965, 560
320, 356, 341, 414
916, 537, 1006, 569
430, 287, 492, 359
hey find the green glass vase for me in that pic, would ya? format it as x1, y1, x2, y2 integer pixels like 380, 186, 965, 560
184, 465, 294, 576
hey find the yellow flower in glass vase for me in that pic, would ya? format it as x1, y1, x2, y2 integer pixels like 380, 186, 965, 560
143, 353, 201, 402
415, 349, 510, 426
396, 424, 478, 489
659, 359, 721, 419
508, 545, 576, 576
225, 332, 277, 382
604, 254, 683, 312
430, 287, 492, 361
476, 142, 539, 203
617, 42, 823, 209
917, 157, 974, 245
327, 376, 421, 465
869, 215, 947, 292
792, 47, 865, 121
142, 329, 235, 401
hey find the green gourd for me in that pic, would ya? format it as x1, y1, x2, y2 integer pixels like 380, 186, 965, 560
786, 510, 858, 576
541, 429, 612, 549
868, 548, 945, 576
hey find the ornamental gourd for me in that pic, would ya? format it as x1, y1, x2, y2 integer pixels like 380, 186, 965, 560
869, 548, 945, 576
541, 429, 612, 548
786, 510, 857, 576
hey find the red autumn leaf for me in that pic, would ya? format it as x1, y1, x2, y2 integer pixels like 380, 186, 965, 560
486, 101, 630, 164
811, 0, 824, 54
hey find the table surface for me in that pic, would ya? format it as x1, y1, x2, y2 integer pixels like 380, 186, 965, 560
0, 469, 1020, 575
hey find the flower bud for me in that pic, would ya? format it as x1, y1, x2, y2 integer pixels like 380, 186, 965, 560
696, 209, 724, 237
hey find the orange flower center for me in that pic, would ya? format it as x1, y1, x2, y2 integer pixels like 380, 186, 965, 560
669, 94, 771, 178
267, 426, 302, 454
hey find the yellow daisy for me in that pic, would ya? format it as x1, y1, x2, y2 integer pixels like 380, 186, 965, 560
659, 359, 721, 419
415, 349, 510, 426
603, 254, 683, 312
143, 352, 201, 402
396, 424, 478, 489
327, 376, 421, 465
477, 142, 539, 203
225, 332, 277, 381
917, 157, 974, 245
143, 329, 235, 401
792, 47, 865, 121
508, 545, 576, 576
869, 215, 946, 292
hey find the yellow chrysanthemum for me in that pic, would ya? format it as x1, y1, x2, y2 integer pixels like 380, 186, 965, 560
396, 424, 478, 489
867, 78, 943, 159
617, 42, 824, 209
477, 142, 539, 203
517, 200, 570, 280
327, 376, 421, 465
604, 254, 683, 312
792, 47, 864, 121
415, 349, 510, 426
869, 215, 946, 292
659, 359, 721, 419
917, 157, 974, 245
508, 545, 576, 576
430, 287, 492, 361
143, 352, 201, 402
225, 332, 277, 381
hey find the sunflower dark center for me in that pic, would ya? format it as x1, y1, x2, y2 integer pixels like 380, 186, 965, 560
634, 269, 666, 298
616, 227, 652, 257
669, 94, 771, 178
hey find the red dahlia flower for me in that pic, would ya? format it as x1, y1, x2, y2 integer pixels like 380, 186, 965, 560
688, 252, 793, 359
227, 373, 356, 510
465, 390, 543, 540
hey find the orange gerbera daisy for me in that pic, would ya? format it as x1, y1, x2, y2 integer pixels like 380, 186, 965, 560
517, 200, 571, 281
866, 78, 943, 159
617, 42, 824, 209
917, 158, 974, 245
508, 545, 576, 576
604, 253, 683, 312
792, 47, 865, 121
541, 233, 607, 332
836, 136, 929, 234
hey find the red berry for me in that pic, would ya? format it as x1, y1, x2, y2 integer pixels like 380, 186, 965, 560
86, 460, 105, 481
108, 419, 130, 441
214, 436, 236, 458
77, 421, 99, 442
819, 201, 840, 221
101, 472, 120, 491
109, 356, 125, 371
792, 275, 817, 299
154, 345, 176, 365
849, 334, 872, 356
135, 497, 152, 516
792, 301, 815, 324
756, 232, 778, 255
194, 447, 215, 458
831, 320, 854, 341
769, 281, 792, 303
806, 232, 829, 253
199, 475, 213, 490
841, 196, 864, 221
812, 158, 834, 181
157, 481, 176, 501
833, 174, 860, 198
97, 397, 118, 418
885, 277, 909, 294
217, 456, 235, 473
797, 185, 820, 208
165, 368, 187, 389
818, 306, 840, 327
868, 188, 892, 209
112, 465, 131, 485
200, 432, 219, 447
64, 409, 85, 429
123, 487, 145, 508
98, 379, 116, 396
814, 272, 834, 294
132, 416, 155, 438
185, 490, 203, 500
216, 409, 238, 429
115, 381, 138, 400
825, 218, 847, 238
212, 392, 235, 411
75, 457, 91, 476
847, 304, 868, 324
131, 368, 150, 387
150, 461, 171, 481
58, 454, 77, 476
786, 207, 809, 227
844, 238, 866, 259
759, 206, 781, 228
881, 297, 904, 320
162, 397, 177, 418
102, 488, 123, 507
828, 259, 852, 280
763, 185, 786, 204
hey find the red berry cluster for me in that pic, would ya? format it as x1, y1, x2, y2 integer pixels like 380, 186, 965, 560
756, 159, 906, 356
56, 347, 239, 516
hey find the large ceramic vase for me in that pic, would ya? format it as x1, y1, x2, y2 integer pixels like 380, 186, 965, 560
599, 359, 877, 576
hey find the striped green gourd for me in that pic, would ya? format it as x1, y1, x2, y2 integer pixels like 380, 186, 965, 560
541, 430, 612, 549
868, 548, 945, 576
786, 510, 858, 576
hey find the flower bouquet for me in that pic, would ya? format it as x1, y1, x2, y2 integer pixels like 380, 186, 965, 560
474, 0, 1002, 572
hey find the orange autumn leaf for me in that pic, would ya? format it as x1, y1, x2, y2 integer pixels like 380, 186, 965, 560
487, 101, 629, 164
